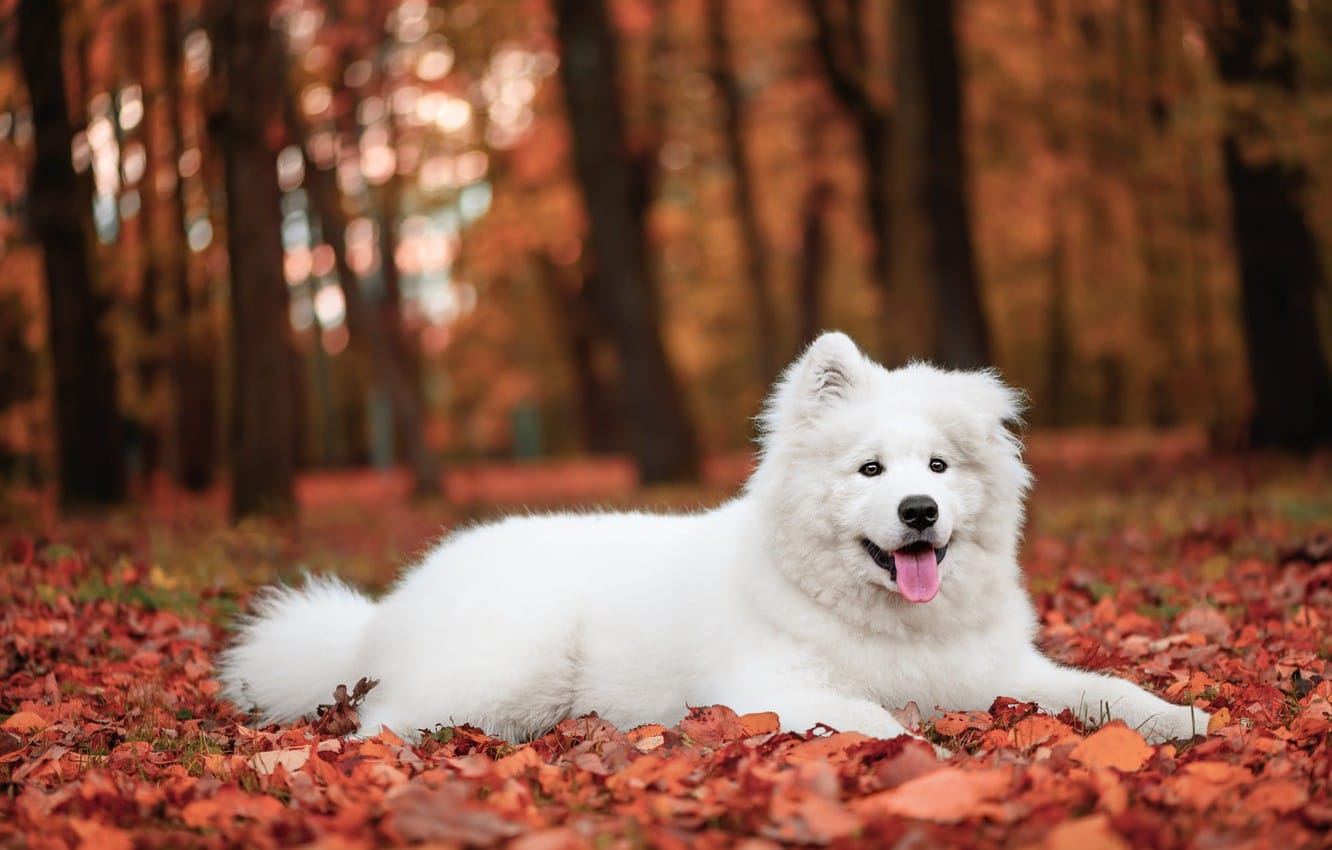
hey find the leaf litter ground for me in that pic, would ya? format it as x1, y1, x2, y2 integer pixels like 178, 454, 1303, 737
2, 434, 1331, 849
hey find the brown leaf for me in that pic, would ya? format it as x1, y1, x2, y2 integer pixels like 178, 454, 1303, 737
678, 704, 746, 748
314, 676, 379, 736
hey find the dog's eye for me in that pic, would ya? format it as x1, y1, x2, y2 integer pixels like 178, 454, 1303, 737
859, 461, 882, 477
929, 457, 948, 473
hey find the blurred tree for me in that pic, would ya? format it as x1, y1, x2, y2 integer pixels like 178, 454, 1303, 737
553, 0, 700, 483
890, 0, 990, 368
289, 104, 442, 497
807, 0, 892, 297
210, 0, 297, 518
17, 0, 127, 510
796, 102, 833, 352
162, 0, 219, 491
705, 0, 778, 381
1213, 0, 1332, 450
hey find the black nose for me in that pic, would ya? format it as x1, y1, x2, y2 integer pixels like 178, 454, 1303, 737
898, 495, 939, 530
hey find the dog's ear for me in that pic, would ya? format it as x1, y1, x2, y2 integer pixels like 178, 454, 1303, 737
762, 332, 867, 434
955, 369, 1026, 430
799, 332, 865, 404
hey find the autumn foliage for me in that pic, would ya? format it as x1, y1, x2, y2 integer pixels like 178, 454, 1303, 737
3, 452, 1332, 849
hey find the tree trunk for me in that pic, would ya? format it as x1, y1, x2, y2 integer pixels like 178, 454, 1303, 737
553, 0, 699, 483
160, 0, 217, 491
211, 0, 297, 519
796, 101, 833, 353
1213, 0, 1332, 450
291, 106, 442, 497
705, 0, 779, 381
890, 0, 991, 369
17, 0, 127, 511
539, 256, 620, 455
807, 0, 893, 295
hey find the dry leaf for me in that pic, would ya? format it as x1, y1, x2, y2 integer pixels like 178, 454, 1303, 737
853, 767, 1013, 823
1069, 723, 1152, 772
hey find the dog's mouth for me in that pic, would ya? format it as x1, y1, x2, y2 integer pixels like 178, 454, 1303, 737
862, 539, 947, 604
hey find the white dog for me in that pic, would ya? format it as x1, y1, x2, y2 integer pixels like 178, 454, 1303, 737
218, 332, 1209, 744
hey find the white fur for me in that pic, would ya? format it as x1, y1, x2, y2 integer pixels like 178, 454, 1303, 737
217, 332, 1210, 745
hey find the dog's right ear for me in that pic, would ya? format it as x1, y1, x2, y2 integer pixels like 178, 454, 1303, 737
799, 331, 865, 404
762, 331, 866, 434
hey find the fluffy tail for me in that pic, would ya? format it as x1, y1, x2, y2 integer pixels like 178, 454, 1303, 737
216, 576, 377, 724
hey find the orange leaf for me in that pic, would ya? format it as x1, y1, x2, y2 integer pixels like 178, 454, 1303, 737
1288, 696, 1332, 741
1164, 761, 1250, 809
765, 786, 862, 843
2, 712, 47, 734
934, 711, 993, 737
1043, 814, 1131, 850
1069, 723, 1152, 772
1244, 779, 1308, 814
509, 826, 594, 850
68, 818, 133, 850
740, 711, 780, 737
783, 732, 872, 765
1206, 707, 1230, 733
1013, 715, 1077, 749
853, 767, 1013, 823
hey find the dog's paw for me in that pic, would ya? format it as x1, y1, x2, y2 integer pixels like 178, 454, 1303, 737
1139, 705, 1210, 744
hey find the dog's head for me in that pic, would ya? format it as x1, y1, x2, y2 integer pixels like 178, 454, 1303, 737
750, 332, 1031, 612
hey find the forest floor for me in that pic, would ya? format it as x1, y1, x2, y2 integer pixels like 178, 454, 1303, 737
2, 430, 1331, 849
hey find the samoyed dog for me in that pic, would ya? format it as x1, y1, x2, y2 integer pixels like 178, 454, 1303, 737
218, 332, 1209, 744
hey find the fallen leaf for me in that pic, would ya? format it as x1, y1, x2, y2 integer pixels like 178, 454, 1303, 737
1013, 714, 1078, 749
1069, 723, 1152, 772
382, 783, 523, 845
1206, 707, 1231, 733
933, 710, 993, 737
1244, 779, 1308, 814
2, 712, 47, 734
68, 817, 133, 850
739, 711, 780, 736
249, 746, 310, 776
1044, 814, 1131, 850
853, 767, 1013, 823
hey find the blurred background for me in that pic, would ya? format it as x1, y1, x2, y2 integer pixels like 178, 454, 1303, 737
1, 0, 1330, 522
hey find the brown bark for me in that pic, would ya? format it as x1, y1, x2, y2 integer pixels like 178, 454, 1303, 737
890, 0, 991, 369
553, 0, 700, 483
17, 0, 127, 511
1213, 0, 1332, 450
211, 0, 297, 519
705, 0, 779, 381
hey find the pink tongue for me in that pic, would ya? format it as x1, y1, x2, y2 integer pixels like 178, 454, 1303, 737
894, 547, 940, 603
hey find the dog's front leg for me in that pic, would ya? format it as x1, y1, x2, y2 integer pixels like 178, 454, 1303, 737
1008, 651, 1210, 743
708, 670, 923, 743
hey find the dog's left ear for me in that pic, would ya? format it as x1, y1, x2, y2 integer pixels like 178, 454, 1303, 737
956, 369, 1026, 431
